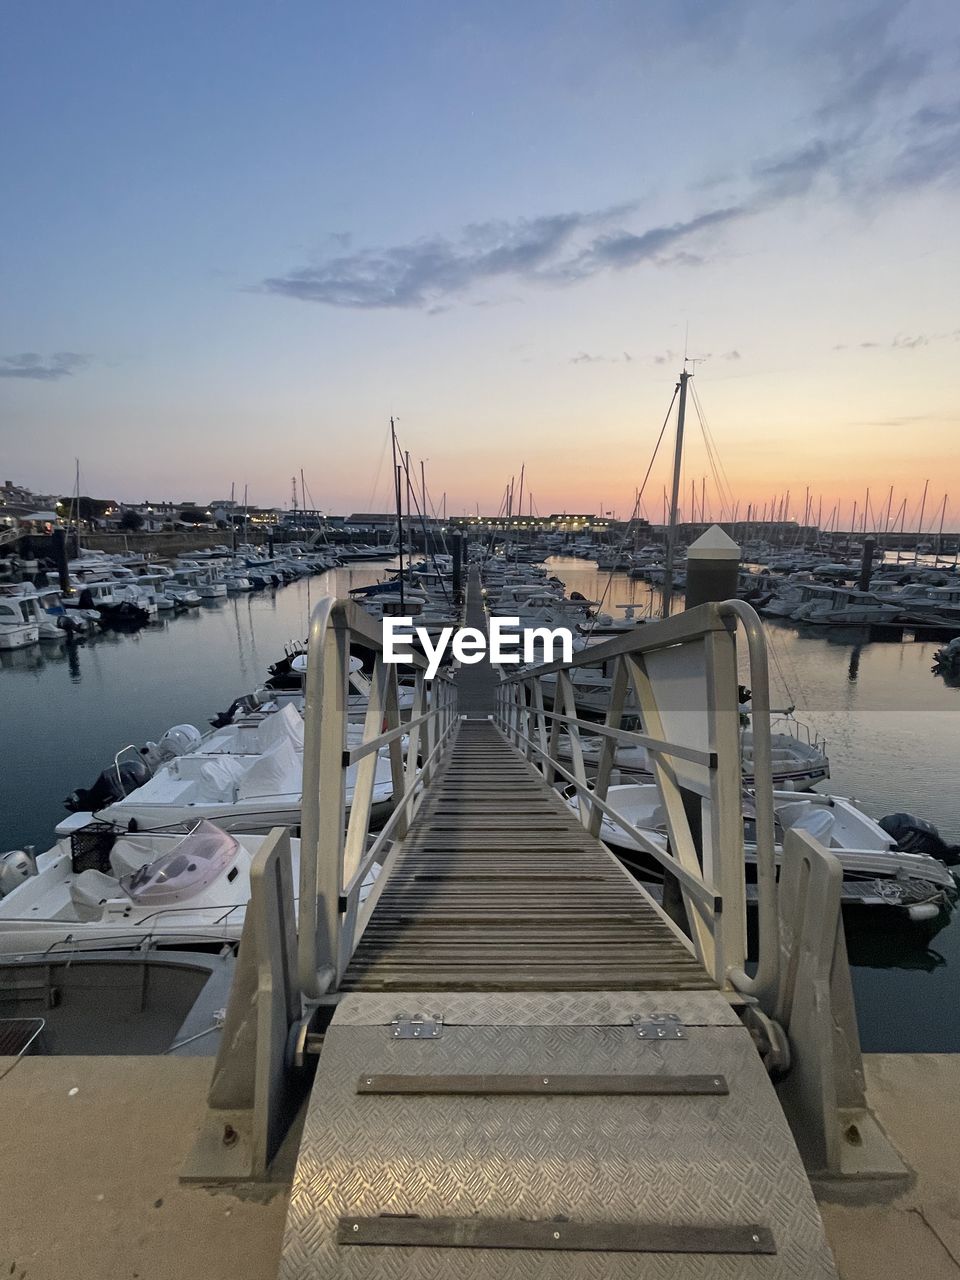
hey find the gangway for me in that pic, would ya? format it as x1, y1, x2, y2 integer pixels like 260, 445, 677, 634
185, 567, 904, 1278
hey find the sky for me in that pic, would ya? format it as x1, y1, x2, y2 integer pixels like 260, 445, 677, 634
1, 0, 958, 528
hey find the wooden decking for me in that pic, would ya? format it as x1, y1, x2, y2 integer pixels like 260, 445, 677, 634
343, 566, 713, 993
342, 719, 714, 992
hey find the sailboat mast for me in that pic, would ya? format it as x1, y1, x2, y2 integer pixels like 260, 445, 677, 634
661, 367, 690, 618
390, 418, 405, 612
516, 463, 525, 563
915, 478, 929, 563
404, 451, 412, 559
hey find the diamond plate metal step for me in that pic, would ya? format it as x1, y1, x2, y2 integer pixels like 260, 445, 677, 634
279, 991, 838, 1279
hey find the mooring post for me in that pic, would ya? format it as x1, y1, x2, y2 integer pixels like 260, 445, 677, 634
452, 534, 463, 607
858, 537, 875, 592
685, 524, 741, 609
51, 527, 71, 595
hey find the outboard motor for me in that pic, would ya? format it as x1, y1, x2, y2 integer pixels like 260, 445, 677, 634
879, 812, 960, 867
209, 693, 263, 728
64, 758, 154, 813
0, 846, 38, 897
157, 723, 203, 757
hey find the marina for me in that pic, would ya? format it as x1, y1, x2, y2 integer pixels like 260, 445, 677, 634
3, 555, 958, 1049
4, 3, 960, 1274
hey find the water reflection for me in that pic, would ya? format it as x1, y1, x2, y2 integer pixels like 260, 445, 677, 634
848, 645, 863, 682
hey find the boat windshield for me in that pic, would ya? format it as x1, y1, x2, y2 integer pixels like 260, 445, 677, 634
120, 820, 240, 905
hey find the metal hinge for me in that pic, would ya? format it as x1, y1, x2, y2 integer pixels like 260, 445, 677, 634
391, 1013, 443, 1040
633, 1014, 686, 1041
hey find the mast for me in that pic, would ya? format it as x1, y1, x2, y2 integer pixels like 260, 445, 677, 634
390, 418, 405, 612
405, 450, 412, 557
420, 459, 428, 553
661, 366, 690, 618
915, 478, 929, 562
516, 463, 525, 563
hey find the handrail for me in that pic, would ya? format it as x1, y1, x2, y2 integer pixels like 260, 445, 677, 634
506, 724, 719, 911
298, 595, 459, 999
717, 600, 779, 1002
494, 598, 778, 993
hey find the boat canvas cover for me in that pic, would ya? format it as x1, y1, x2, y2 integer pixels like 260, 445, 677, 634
257, 701, 304, 751
237, 737, 301, 800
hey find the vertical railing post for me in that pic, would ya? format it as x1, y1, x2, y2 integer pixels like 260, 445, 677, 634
530, 678, 550, 778
521, 679, 534, 761
298, 599, 347, 1000
588, 654, 629, 838
703, 623, 747, 980
384, 663, 409, 837
557, 670, 589, 828
544, 677, 562, 785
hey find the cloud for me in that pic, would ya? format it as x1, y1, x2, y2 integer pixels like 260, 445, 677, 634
569, 350, 633, 365
0, 352, 89, 381
812, 3, 930, 124
837, 332, 941, 352
260, 209, 618, 309
256, 7, 955, 315
554, 207, 747, 282
885, 99, 960, 189
259, 202, 747, 311
752, 139, 839, 199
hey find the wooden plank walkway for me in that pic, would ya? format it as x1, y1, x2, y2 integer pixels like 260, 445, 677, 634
342, 568, 713, 993
341, 721, 714, 991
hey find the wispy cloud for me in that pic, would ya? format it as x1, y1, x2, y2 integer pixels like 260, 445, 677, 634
569, 351, 633, 365
258, 203, 749, 311
257, 4, 956, 314
812, 1, 930, 123
0, 352, 89, 381
833, 330, 959, 352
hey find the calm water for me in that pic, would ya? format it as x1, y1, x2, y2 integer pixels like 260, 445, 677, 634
1, 556, 958, 1050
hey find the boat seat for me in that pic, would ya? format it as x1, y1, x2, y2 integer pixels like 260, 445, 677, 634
69, 869, 123, 921
778, 802, 835, 844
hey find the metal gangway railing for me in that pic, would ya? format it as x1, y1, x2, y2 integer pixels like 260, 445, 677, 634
297, 597, 459, 998
493, 599, 778, 1001
185, 591, 904, 1195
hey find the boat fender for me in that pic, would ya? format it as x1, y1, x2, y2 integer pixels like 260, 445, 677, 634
908, 902, 941, 922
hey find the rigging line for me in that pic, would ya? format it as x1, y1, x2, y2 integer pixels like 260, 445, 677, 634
692, 396, 730, 521
697, 409, 734, 522
688, 385, 725, 511
584, 384, 679, 641
690, 382, 736, 517
366, 424, 391, 511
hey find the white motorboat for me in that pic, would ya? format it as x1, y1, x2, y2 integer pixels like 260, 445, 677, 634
0, 590, 74, 642
62, 701, 395, 835
178, 561, 228, 599
0, 819, 377, 957
556, 717, 828, 789
564, 783, 957, 923
0, 617, 39, 649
